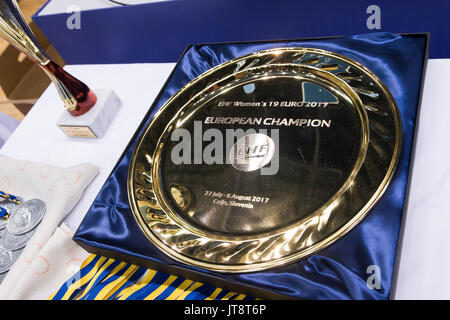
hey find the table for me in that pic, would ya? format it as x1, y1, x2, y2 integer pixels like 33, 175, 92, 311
0, 62, 175, 230
1, 60, 449, 299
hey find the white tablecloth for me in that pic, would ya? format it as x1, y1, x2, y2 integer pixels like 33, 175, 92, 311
1, 60, 449, 299
0, 63, 175, 230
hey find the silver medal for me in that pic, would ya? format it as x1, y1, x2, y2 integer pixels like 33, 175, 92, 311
0, 248, 13, 274
0, 271, 6, 284
0, 200, 22, 230
0, 197, 23, 230
7, 199, 46, 235
2, 229, 35, 251
0, 247, 22, 284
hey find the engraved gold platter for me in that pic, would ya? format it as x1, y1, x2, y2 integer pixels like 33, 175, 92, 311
128, 48, 401, 273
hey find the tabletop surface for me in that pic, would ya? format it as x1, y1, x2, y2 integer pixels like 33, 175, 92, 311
1, 60, 449, 299
0, 62, 175, 230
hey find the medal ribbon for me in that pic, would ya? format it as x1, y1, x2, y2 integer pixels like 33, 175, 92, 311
0, 191, 21, 205
0, 207, 8, 219
49, 254, 256, 300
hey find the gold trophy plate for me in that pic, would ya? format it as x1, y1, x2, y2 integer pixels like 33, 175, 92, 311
128, 48, 401, 273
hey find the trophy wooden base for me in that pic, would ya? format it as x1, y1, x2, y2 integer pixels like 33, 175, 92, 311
56, 89, 121, 138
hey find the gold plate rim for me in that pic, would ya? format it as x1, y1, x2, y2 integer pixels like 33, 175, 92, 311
127, 47, 402, 273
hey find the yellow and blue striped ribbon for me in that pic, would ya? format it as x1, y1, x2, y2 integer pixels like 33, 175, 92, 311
120, 271, 175, 300
81, 264, 142, 300
74, 258, 122, 299
48, 255, 106, 300
115, 269, 158, 300
50, 254, 257, 300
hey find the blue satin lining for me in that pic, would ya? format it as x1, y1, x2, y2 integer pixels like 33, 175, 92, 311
74, 33, 427, 299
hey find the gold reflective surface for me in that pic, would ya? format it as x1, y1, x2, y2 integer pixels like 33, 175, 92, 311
128, 48, 402, 272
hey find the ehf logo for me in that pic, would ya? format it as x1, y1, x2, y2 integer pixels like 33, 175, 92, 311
230, 133, 276, 172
